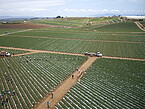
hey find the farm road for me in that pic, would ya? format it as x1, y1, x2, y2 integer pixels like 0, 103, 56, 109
0, 46, 145, 61
33, 56, 98, 109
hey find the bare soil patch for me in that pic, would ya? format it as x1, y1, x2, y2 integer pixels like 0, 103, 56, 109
0, 23, 52, 29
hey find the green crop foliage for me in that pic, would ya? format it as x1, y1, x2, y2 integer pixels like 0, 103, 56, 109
11, 28, 145, 42
0, 29, 23, 34
56, 58, 145, 109
0, 53, 86, 108
92, 22, 142, 32
0, 36, 145, 59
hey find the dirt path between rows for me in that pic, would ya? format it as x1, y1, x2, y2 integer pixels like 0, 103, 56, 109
8, 35, 145, 44
33, 56, 98, 109
0, 46, 145, 61
12, 51, 39, 57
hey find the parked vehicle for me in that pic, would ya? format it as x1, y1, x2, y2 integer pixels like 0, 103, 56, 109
84, 52, 102, 57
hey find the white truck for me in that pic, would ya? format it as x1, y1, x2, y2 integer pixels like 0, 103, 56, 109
84, 52, 102, 57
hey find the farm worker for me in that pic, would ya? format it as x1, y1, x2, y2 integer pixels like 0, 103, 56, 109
1, 100, 5, 106
72, 74, 74, 79
32, 102, 35, 107
51, 91, 54, 98
6, 98, 8, 103
8, 91, 11, 96
0, 94, 2, 100
2, 90, 6, 95
4, 73, 7, 77
47, 102, 50, 108
13, 90, 16, 95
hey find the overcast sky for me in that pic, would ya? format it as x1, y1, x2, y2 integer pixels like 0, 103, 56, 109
0, 0, 145, 17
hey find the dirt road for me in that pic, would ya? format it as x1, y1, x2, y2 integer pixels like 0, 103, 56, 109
33, 57, 98, 109
0, 46, 145, 61
135, 21, 145, 31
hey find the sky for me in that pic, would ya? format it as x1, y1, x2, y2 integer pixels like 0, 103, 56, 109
0, 0, 145, 17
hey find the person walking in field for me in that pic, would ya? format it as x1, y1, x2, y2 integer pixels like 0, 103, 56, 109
47, 101, 50, 108
72, 74, 74, 79
51, 91, 54, 98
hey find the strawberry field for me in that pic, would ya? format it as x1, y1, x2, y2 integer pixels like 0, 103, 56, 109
11, 28, 145, 42
93, 22, 142, 32
0, 53, 86, 108
0, 35, 145, 59
56, 58, 145, 109
0, 17, 145, 109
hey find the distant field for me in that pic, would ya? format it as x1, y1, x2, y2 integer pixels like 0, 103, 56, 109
88, 22, 142, 32
56, 58, 145, 109
0, 36, 145, 59
0, 53, 86, 108
29, 18, 89, 27
11, 28, 145, 42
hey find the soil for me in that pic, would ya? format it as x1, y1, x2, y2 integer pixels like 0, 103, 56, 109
0, 23, 53, 29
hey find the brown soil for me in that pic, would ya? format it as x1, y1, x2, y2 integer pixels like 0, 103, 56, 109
0, 23, 53, 29
12, 51, 39, 57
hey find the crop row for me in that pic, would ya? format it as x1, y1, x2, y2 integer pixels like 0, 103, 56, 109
56, 58, 145, 109
0, 36, 145, 59
11, 29, 145, 42
0, 53, 86, 108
